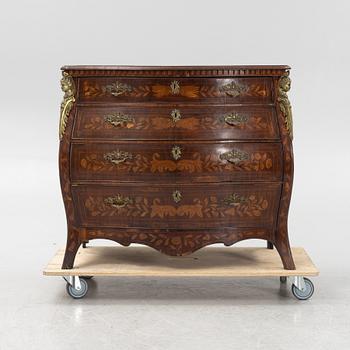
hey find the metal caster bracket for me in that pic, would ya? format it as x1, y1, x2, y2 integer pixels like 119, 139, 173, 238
292, 276, 306, 292
63, 276, 82, 291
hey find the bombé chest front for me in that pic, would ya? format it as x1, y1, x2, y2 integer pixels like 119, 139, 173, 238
59, 65, 295, 271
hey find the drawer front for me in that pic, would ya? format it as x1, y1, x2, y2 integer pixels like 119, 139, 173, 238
79, 77, 273, 103
72, 183, 281, 229
73, 105, 279, 140
71, 142, 282, 182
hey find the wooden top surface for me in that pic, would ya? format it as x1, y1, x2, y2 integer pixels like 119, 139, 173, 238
62, 65, 290, 71
43, 246, 318, 277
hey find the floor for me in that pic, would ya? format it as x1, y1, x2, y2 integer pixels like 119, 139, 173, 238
1, 252, 349, 350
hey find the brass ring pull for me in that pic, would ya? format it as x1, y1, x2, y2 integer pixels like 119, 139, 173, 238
219, 149, 249, 164
223, 193, 247, 206
172, 190, 182, 203
104, 150, 133, 164
104, 195, 132, 208
171, 145, 182, 160
104, 113, 135, 127
171, 109, 181, 123
223, 113, 248, 126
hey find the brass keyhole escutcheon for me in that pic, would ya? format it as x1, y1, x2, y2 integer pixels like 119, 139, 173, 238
171, 145, 182, 160
171, 109, 181, 123
173, 190, 182, 203
170, 80, 180, 95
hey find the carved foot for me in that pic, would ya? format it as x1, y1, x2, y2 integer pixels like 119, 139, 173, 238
62, 230, 81, 269
274, 240, 296, 270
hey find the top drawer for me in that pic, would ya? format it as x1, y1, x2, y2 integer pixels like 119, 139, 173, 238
79, 77, 273, 104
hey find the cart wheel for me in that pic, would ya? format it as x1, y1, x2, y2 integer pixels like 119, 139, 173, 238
291, 278, 314, 300
280, 276, 287, 283
66, 278, 88, 299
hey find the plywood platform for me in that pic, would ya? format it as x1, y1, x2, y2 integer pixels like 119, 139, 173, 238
43, 246, 319, 277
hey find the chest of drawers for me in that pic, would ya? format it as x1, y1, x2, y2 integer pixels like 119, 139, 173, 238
59, 65, 295, 270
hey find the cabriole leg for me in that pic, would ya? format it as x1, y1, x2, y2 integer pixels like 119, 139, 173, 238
274, 238, 296, 270
62, 228, 81, 269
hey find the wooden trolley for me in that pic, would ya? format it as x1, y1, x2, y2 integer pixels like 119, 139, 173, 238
43, 246, 319, 300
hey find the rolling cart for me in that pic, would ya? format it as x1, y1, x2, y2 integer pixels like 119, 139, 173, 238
43, 246, 318, 300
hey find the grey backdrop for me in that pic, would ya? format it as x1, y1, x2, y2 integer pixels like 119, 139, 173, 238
1, 1, 349, 349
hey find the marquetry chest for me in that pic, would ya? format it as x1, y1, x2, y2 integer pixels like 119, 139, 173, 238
59, 65, 296, 270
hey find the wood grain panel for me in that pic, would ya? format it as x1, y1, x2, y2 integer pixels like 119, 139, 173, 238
44, 247, 318, 276
71, 142, 282, 182
72, 183, 281, 229
78, 77, 273, 103
73, 105, 279, 140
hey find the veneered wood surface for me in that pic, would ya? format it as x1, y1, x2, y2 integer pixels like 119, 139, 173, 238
44, 246, 318, 277
79, 77, 273, 103
73, 105, 279, 140
83, 227, 271, 256
71, 182, 281, 229
71, 141, 282, 182
59, 65, 295, 270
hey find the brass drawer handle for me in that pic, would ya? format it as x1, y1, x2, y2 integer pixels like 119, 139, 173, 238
171, 145, 182, 160
220, 81, 248, 97
173, 190, 182, 203
171, 109, 181, 123
104, 150, 133, 164
104, 113, 134, 127
170, 80, 180, 95
223, 193, 247, 206
223, 113, 248, 126
104, 81, 132, 96
104, 195, 132, 208
219, 149, 249, 164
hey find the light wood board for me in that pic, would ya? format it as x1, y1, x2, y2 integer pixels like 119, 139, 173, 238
43, 246, 319, 277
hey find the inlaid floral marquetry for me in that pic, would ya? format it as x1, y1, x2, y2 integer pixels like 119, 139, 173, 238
82, 79, 269, 100
79, 151, 274, 174
84, 194, 269, 219
81, 113, 271, 133
87, 229, 270, 257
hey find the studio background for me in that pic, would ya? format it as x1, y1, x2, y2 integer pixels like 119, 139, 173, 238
0, 1, 349, 349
